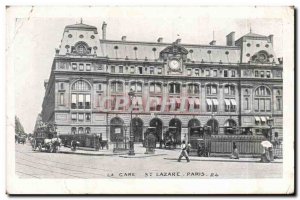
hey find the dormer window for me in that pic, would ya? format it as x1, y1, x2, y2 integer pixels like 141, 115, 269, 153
74, 41, 91, 55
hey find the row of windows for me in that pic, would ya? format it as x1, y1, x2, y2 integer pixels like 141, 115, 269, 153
72, 63, 92, 71
71, 127, 91, 134
110, 65, 163, 75
255, 70, 271, 78
187, 68, 236, 78
71, 113, 91, 122
71, 94, 91, 109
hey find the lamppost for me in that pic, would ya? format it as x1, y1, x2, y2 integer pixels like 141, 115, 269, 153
211, 113, 215, 135
267, 116, 274, 142
128, 88, 136, 155
124, 125, 127, 150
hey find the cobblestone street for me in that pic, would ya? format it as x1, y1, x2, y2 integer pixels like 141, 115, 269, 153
15, 143, 282, 179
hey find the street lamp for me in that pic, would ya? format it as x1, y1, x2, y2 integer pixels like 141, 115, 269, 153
128, 88, 136, 155
267, 116, 274, 141
124, 125, 127, 149
211, 113, 215, 135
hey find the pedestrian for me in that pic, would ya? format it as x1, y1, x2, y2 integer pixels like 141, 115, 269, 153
178, 141, 190, 162
186, 142, 192, 155
99, 133, 103, 149
230, 142, 239, 159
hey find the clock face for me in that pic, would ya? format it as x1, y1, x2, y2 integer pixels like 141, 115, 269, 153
169, 59, 180, 70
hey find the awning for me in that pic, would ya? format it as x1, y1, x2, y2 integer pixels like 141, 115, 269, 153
254, 116, 261, 122
230, 99, 237, 106
194, 98, 200, 106
224, 99, 230, 106
206, 99, 212, 105
212, 99, 219, 105
260, 117, 266, 122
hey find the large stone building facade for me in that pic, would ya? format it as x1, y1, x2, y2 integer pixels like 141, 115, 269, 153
41, 21, 283, 143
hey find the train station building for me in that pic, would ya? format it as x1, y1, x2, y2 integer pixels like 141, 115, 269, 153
40, 21, 283, 143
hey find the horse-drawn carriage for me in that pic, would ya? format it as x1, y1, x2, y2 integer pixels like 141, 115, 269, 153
15, 134, 26, 144
31, 122, 61, 153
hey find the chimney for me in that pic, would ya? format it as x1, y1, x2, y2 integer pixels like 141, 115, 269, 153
121, 36, 126, 41
209, 40, 216, 45
226, 32, 235, 46
175, 38, 181, 44
157, 37, 163, 43
268, 34, 274, 45
102, 21, 107, 40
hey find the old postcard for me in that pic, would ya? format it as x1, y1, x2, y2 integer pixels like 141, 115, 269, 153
6, 6, 294, 194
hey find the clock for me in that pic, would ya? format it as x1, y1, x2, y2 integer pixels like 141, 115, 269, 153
169, 59, 180, 70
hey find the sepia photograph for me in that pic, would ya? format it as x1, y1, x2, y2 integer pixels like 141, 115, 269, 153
6, 6, 294, 194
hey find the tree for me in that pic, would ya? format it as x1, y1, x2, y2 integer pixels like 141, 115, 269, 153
15, 116, 25, 136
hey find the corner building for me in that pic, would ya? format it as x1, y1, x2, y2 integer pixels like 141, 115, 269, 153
41, 21, 283, 143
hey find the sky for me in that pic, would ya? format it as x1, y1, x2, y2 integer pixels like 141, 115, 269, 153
8, 6, 286, 133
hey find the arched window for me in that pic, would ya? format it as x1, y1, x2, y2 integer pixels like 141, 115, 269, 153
169, 83, 180, 94
206, 84, 217, 95
71, 127, 76, 134
254, 86, 271, 112
74, 41, 91, 55
71, 80, 91, 91
150, 83, 162, 93
71, 80, 91, 109
78, 127, 84, 134
111, 81, 123, 93
130, 82, 142, 92
85, 127, 91, 134
187, 84, 200, 95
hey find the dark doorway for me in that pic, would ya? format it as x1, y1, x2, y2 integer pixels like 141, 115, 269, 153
169, 118, 182, 143
206, 119, 219, 135
149, 118, 163, 141
110, 117, 124, 142
131, 117, 143, 142
188, 118, 201, 137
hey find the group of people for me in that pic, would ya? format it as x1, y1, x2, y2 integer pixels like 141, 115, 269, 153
177, 140, 275, 163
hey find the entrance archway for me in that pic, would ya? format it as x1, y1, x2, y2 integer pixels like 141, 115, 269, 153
110, 117, 124, 142
188, 118, 201, 137
169, 118, 182, 143
224, 119, 237, 135
149, 118, 163, 141
131, 118, 143, 142
206, 119, 219, 135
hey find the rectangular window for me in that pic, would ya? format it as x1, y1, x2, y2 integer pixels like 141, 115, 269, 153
259, 99, 265, 111
266, 71, 271, 78
265, 99, 271, 111
71, 113, 77, 121
260, 71, 265, 78
255, 70, 259, 77
254, 99, 259, 111
157, 68, 162, 74
85, 113, 91, 121
206, 69, 210, 77
85, 94, 91, 109
86, 64, 91, 71
244, 97, 249, 110
78, 113, 84, 121
60, 93, 64, 105
136, 84, 142, 92
150, 67, 154, 75
71, 94, 77, 109
150, 84, 155, 92
117, 83, 123, 92
211, 86, 217, 94
187, 69, 192, 76
60, 83, 64, 90
195, 69, 200, 76
130, 66, 135, 74
79, 64, 84, 71
138, 67, 143, 74
231, 70, 236, 77
224, 87, 229, 94
111, 66, 115, 73
78, 94, 84, 109
277, 98, 282, 111
224, 70, 228, 77
72, 63, 77, 70
119, 66, 123, 73
213, 70, 217, 77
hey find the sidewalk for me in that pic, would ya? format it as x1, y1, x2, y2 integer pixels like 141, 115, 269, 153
164, 157, 283, 163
